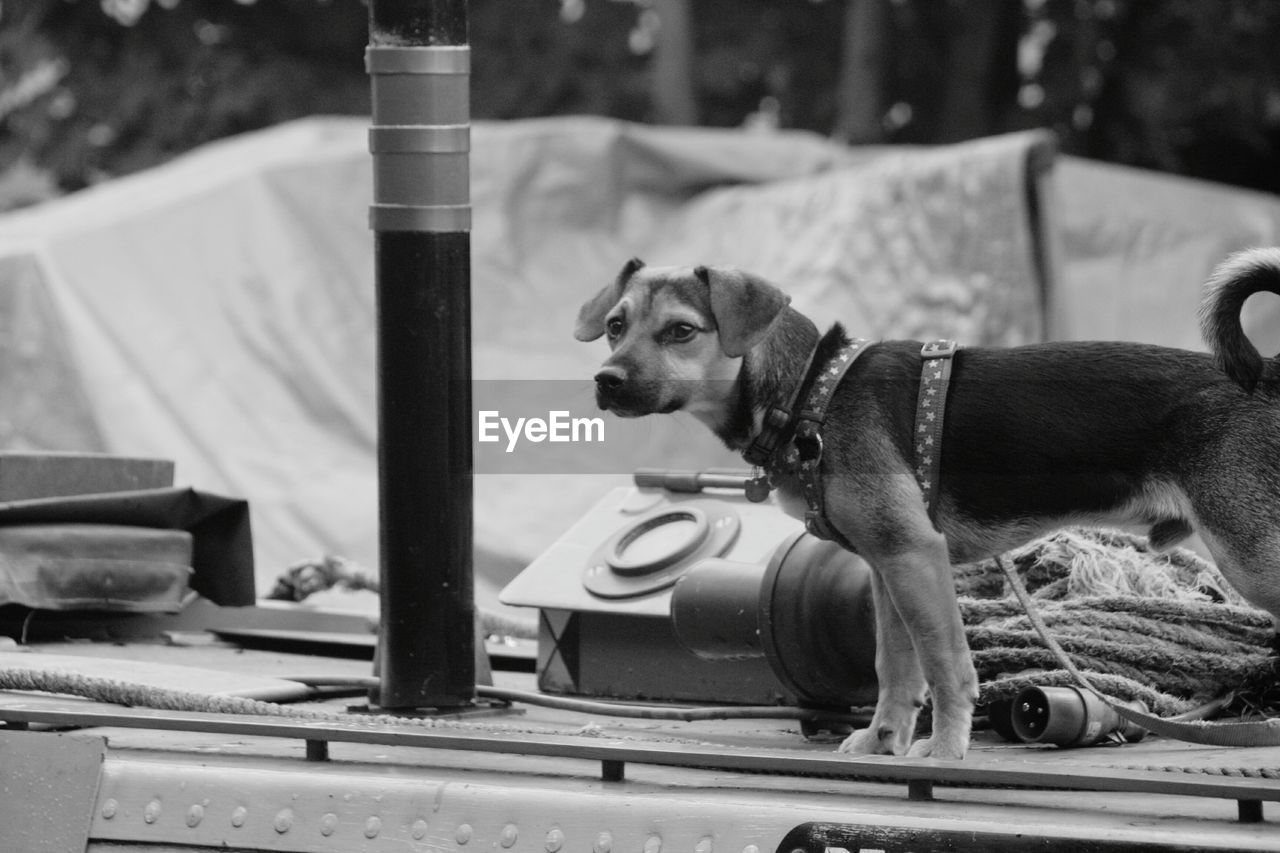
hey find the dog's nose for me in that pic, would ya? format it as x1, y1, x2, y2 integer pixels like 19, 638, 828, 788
594, 366, 626, 391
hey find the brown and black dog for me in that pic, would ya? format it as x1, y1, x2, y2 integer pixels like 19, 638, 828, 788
575, 249, 1280, 759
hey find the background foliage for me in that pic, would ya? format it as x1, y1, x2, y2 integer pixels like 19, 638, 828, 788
2, 0, 1279, 210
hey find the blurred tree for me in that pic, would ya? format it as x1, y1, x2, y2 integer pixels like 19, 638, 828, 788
650, 0, 698, 124
923, 0, 1022, 143
831, 0, 890, 143
1076, 1, 1280, 193
2, 0, 1280, 206
0, 0, 369, 197
471, 0, 647, 120
1000, 0, 1280, 193
831, 0, 1020, 144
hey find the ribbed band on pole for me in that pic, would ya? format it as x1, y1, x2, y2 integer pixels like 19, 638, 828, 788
366, 45, 471, 233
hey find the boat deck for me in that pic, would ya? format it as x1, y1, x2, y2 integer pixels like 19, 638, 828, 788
3, 610, 1280, 852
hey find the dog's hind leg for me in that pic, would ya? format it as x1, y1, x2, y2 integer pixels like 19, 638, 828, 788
1194, 526, 1280, 664
1195, 521, 1280, 624
838, 569, 926, 756
1183, 416, 1280, 624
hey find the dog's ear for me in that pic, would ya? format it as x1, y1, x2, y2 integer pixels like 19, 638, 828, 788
575, 258, 645, 342
696, 266, 791, 358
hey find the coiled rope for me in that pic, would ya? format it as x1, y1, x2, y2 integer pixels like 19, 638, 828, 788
960, 528, 1277, 719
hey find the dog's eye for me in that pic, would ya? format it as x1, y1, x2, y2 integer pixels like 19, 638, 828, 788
606, 317, 624, 339
667, 323, 697, 343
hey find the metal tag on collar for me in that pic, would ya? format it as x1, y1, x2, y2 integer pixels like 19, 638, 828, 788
745, 467, 771, 502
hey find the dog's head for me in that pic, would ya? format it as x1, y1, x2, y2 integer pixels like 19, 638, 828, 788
574, 259, 790, 423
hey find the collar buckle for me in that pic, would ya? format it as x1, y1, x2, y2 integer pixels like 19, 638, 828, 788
793, 419, 823, 461
743, 399, 801, 467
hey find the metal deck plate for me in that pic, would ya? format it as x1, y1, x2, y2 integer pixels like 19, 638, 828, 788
0, 729, 105, 853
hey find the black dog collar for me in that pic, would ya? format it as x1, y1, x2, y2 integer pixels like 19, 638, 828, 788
742, 350, 819, 470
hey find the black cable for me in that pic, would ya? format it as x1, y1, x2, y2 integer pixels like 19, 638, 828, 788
284, 675, 862, 723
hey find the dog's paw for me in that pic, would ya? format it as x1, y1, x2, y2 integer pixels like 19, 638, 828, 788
905, 734, 968, 760
837, 725, 909, 756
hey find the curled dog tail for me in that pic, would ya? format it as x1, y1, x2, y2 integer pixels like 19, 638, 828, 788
1199, 247, 1280, 393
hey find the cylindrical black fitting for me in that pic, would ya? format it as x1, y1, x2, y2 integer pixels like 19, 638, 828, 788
760, 532, 878, 707
670, 531, 878, 708
670, 556, 769, 661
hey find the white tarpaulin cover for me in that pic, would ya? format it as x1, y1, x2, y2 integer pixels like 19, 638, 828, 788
2, 116, 1279, 598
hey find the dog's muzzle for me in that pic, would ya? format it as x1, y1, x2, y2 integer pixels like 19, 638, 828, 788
593, 365, 632, 413
594, 366, 626, 394
593, 366, 677, 415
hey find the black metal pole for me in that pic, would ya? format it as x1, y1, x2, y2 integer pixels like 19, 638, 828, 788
367, 0, 475, 709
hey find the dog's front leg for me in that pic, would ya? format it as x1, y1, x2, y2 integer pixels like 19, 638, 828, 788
838, 568, 926, 756
844, 531, 977, 760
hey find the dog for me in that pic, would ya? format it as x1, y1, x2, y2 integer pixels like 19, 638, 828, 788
575, 249, 1280, 760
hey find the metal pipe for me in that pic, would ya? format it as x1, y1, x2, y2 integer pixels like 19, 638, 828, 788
367, 0, 475, 709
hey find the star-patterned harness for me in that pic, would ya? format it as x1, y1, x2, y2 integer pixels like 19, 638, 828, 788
742, 337, 871, 551
914, 339, 959, 523
746, 336, 959, 546
788, 338, 871, 546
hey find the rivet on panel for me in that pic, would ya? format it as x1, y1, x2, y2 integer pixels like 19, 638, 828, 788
185, 804, 204, 828
742, 846, 759, 853
230, 806, 247, 828
101, 799, 118, 820
274, 808, 294, 834
500, 823, 519, 848
412, 819, 429, 840
456, 822, 474, 844
365, 815, 382, 839
594, 831, 613, 853
545, 827, 565, 852
143, 800, 162, 825
320, 813, 339, 837
644, 835, 663, 853
695, 837, 713, 853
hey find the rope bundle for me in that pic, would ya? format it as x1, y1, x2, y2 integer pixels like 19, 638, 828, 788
959, 528, 1277, 716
